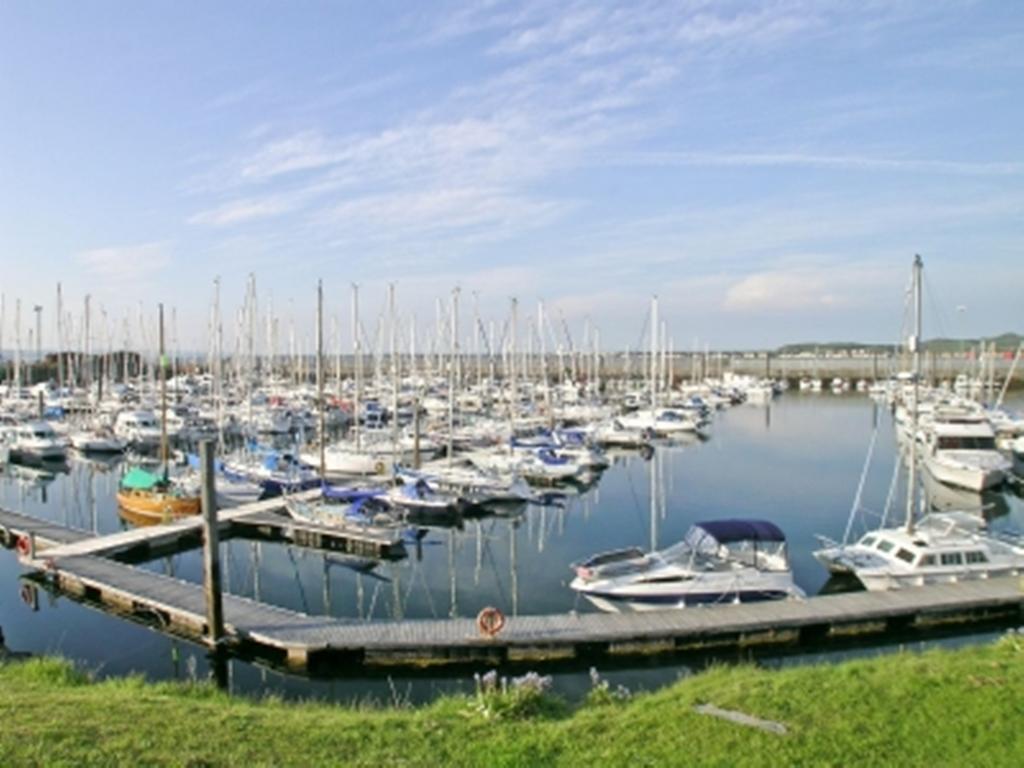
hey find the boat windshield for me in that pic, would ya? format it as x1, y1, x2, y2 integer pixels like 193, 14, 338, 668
668, 524, 790, 571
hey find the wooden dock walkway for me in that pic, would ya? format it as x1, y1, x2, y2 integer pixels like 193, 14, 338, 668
30, 547, 1024, 672
0, 507, 94, 548
5, 506, 1022, 672
2, 491, 406, 563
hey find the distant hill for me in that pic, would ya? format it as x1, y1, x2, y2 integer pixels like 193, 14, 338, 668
777, 333, 1022, 355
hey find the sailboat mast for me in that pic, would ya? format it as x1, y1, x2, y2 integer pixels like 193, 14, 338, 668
447, 288, 459, 467
317, 279, 325, 478
509, 298, 518, 451
352, 283, 361, 452
905, 254, 923, 533
389, 283, 398, 455
650, 295, 658, 410
159, 302, 168, 478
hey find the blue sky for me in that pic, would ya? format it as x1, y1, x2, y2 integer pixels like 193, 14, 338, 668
1, 1, 1022, 354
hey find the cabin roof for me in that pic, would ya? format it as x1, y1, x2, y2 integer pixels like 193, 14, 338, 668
694, 518, 786, 544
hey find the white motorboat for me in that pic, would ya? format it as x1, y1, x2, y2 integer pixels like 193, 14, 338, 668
570, 519, 805, 612
7, 421, 67, 461
70, 427, 127, 453
920, 408, 1011, 491
398, 461, 535, 504
590, 419, 653, 448
814, 511, 1024, 590
616, 408, 707, 437
114, 410, 163, 447
467, 445, 580, 485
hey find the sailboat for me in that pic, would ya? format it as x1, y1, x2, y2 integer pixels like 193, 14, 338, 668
813, 255, 1024, 589
116, 304, 200, 525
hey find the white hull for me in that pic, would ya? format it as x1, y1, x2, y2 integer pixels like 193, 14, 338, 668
923, 455, 1007, 492
859, 565, 1022, 591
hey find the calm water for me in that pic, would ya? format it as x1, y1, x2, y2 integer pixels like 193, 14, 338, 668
2, 393, 1022, 703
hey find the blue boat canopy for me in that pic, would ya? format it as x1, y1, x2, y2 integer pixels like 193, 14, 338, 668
693, 519, 786, 544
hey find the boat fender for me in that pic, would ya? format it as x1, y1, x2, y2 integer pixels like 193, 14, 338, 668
15, 535, 31, 559
0, 524, 12, 548
476, 606, 506, 638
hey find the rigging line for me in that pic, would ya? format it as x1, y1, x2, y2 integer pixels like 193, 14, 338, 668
478, 518, 510, 606
880, 443, 903, 529
625, 458, 649, 540
285, 544, 311, 615
402, 558, 433, 617
634, 311, 650, 357
475, 317, 493, 356
921, 270, 952, 342
842, 424, 878, 545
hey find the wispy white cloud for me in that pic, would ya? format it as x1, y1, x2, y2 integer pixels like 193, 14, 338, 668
75, 241, 171, 284
188, 197, 295, 226
613, 151, 1024, 176
723, 263, 892, 312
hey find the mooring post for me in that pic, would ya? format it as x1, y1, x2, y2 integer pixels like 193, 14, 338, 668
199, 440, 225, 646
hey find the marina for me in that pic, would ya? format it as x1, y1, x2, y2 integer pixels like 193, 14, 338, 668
2, 374, 1023, 699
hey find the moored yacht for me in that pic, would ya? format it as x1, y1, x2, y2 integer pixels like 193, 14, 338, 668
8, 421, 67, 461
570, 519, 805, 612
813, 511, 1024, 590
920, 408, 1010, 491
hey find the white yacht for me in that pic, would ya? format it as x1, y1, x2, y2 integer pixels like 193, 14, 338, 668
113, 410, 163, 447
69, 423, 127, 453
814, 512, 1024, 590
920, 407, 1011, 491
590, 419, 653, 448
8, 421, 68, 461
570, 519, 805, 612
397, 460, 535, 505
468, 445, 584, 484
616, 407, 707, 437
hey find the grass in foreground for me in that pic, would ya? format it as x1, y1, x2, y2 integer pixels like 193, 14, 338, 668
2, 635, 1024, 767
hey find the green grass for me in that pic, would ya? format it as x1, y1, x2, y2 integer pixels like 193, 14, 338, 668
3, 636, 1024, 767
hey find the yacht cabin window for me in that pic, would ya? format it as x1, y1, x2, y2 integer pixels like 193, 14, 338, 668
895, 548, 915, 564
876, 540, 895, 553
936, 436, 996, 451
940, 552, 964, 566
965, 551, 988, 564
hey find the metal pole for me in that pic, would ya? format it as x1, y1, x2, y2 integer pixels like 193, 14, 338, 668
200, 440, 225, 646
317, 280, 325, 478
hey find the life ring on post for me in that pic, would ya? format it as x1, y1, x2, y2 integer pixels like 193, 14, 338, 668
476, 606, 506, 638
15, 535, 32, 559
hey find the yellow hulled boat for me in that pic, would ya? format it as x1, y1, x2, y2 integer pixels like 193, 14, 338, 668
117, 467, 200, 527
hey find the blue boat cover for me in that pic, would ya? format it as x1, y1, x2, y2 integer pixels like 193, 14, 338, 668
694, 519, 786, 543
537, 448, 569, 465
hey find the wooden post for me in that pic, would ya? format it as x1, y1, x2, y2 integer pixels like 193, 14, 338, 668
200, 440, 224, 646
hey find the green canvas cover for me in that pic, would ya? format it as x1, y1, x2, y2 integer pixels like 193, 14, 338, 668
120, 467, 162, 491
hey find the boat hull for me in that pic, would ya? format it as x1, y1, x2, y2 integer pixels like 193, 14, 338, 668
116, 489, 201, 526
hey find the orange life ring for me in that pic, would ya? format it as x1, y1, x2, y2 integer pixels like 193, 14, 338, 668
15, 535, 31, 558
476, 606, 506, 638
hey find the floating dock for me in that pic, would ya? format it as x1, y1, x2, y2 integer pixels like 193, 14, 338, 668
2, 505, 1022, 673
